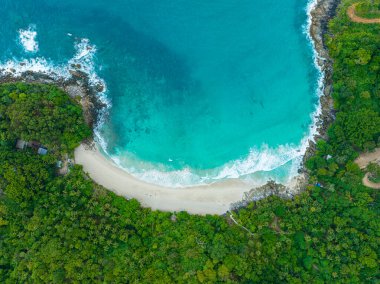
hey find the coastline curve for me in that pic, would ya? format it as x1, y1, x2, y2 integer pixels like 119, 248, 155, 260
91, 0, 335, 189
74, 0, 338, 214
0, 0, 340, 214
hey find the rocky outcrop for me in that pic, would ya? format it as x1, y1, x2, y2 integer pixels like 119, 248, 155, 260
302, 0, 340, 169
230, 181, 287, 210
0, 69, 107, 130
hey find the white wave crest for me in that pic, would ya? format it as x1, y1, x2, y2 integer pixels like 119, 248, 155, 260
213, 144, 302, 180
0, 57, 68, 78
71, 38, 110, 103
19, 26, 39, 53
99, 140, 305, 188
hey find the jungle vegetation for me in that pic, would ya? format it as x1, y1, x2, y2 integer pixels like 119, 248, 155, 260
0, 83, 91, 153
355, 0, 380, 18
0, 0, 379, 282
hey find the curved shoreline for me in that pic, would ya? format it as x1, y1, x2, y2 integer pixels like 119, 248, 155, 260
75, 144, 252, 214
0, 0, 340, 214
73, 0, 338, 214
75, 144, 306, 214
91, 0, 339, 191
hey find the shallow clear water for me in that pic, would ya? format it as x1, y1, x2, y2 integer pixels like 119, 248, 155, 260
0, 0, 319, 186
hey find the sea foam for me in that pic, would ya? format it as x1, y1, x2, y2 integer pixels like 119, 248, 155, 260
103, 137, 308, 188
19, 26, 39, 53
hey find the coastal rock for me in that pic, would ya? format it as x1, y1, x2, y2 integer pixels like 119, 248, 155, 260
230, 181, 290, 211
301, 0, 339, 168
81, 95, 95, 126
70, 63, 82, 69
303, 140, 317, 164
95, 82, 105, 93
64, 84, 86, 98
310, 0, 339, 61
69, 69, 88, 79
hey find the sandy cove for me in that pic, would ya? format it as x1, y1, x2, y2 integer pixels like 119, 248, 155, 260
72, 0, 339, 215
75, 144, 253, 215
0, 0, 339, 215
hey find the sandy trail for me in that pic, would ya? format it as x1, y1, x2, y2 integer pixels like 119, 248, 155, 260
74, 144, 254, 215
362, 173, 380, 189
354, 148, 380, 169
347, 3, 380, 24
355, 148, 380, 189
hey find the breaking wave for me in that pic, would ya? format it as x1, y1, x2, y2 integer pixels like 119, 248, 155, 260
19, 25, 39, 53
102, 142, 306, 187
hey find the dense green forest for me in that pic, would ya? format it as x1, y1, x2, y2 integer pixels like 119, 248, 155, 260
0, 83, 91, 153
0, 0, 379, 282
355, 0, 380, 18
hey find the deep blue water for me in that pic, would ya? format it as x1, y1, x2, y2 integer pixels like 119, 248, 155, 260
0, 0, 319, 186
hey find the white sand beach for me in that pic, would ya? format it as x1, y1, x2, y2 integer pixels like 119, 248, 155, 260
74, 144, 253, 215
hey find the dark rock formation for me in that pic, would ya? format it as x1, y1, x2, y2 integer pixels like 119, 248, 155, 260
301, 0, 341, 171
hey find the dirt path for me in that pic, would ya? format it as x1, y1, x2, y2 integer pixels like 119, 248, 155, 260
355, 148, 380, 189
354, 148, 380, 169
362, 173, 380, 189
347, 3, 380, 24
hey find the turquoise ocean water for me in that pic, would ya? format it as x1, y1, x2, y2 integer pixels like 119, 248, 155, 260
0, 0, 320, 186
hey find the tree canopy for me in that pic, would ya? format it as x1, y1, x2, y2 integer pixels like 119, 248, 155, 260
0, 83, 91, 152
0, 0, 379, 283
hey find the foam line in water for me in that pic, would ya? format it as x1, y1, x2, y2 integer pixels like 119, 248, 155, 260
19, 25, 39, 53
99, 133, 309, 188
0, 57, 74, 80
